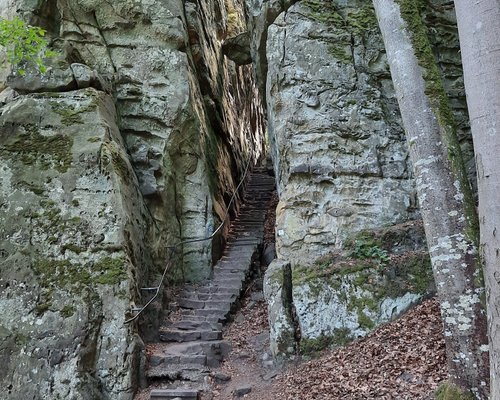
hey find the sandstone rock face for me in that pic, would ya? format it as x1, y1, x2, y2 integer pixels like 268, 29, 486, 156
1, 0, 265, 282
0, 0, 474, 393
292, 262, 427, 353
0, 88, 150, 399
264, 222, 434, 358
257, 0, 473, 358
265, 1, 416, 264
263, 260, 297, 359
53, 0, 264, 281
245, 0, 297, 97
0, 0, 265, 398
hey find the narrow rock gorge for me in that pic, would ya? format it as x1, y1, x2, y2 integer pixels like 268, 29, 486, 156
0, 0, 474, 398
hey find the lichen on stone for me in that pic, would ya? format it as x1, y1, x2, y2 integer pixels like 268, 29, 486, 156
0, 125, 73, 173
394, 0, 479, 246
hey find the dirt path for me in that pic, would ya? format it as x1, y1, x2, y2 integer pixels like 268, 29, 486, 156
206, 287, 277, 399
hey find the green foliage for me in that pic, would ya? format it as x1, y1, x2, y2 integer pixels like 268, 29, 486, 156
300, 329, 353, 356
350, 239, 390, 265
435, 382, 474, 400
0, 16, 56, 75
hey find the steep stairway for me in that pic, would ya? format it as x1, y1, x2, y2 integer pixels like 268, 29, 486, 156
146, 168, 275, 400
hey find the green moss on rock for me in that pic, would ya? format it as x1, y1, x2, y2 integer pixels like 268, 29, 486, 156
34, 255, 126, 289
303, 0, 344, 25
93, 256, 127, 285
62, 243, 84, 254
327, 44, 352, 64
435, 382, 474, 400
0, 125, 73, 173
357, 310, 375, 329
292, 257, 373, 287
47, 93, 99, 126
14, 333, 29, 346
346, 4, 378, 35
16, 180, 45, 195
303, 0, 378, 65
50, 102, 84, 125
300, 328, 353, 356
60, 305, 76, 318
34, 259, 91, 288
100, 142, 132, 185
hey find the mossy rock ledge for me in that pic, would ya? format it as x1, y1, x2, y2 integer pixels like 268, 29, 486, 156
264, 221, 435, 358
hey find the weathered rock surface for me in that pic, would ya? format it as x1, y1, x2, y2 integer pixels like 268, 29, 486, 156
0, 88, 150, 399
263, 260, 297, 359
5, 63, 110, 94
222, 32, 252, 65
256, 0, 474, 360
264, 1, 417, 264
264, 221, 434, 358
1, 0, 265, 283
255, 0, 473, 265
245, 0, 297, 97
0, 0, 266, 398
0, 0, 476, 395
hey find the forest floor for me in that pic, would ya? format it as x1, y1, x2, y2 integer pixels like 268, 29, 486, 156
204, 191, 448, 399
138, 190, 447, 399
207, 287, 446, 399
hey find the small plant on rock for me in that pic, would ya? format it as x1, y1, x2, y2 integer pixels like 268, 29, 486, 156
350, 240, 390, 265
0, 16, 56, 75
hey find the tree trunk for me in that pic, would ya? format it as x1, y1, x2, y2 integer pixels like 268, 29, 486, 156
372, 0, 489, 397
453, 0, 500, 398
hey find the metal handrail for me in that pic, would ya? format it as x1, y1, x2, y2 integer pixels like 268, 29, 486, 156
124, 156, 253, 324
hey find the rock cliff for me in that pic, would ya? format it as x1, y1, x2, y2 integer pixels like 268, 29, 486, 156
0, 0, 473, 396
251, 0, 472, 357
264, 0, 417, 263
0, 0, 264, 398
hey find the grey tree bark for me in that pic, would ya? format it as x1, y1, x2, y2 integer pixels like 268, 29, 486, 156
453, 0, 500, 398
372, 0, 489, 397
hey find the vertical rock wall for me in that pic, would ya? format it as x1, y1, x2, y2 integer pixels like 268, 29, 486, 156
50, 0, 264, 281
256, 0, 473, 358
0, 88, 149, 399
0, 0, 265, 398
252, 0, 473, 267
0, 0, 474, 392
264, 0, 416, 264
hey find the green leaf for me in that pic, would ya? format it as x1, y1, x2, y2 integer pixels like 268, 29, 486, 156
0, 16, 55, 75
